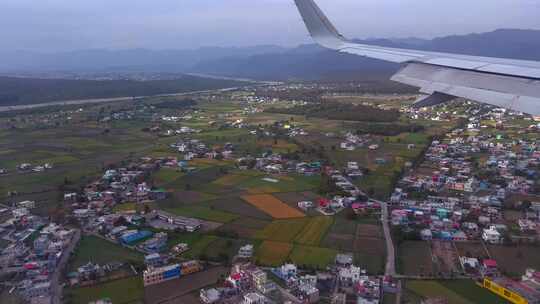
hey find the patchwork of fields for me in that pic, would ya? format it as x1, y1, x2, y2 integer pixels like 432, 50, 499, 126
1, 88, 472, 304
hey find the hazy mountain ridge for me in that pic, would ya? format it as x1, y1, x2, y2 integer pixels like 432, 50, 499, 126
2, 29, 540, 80
192, 29, 540, 80
0, 45, 287, 72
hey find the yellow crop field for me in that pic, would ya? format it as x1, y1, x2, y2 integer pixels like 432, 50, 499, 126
242, 194, 305, 219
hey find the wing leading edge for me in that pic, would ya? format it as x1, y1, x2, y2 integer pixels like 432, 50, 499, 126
294, 0, 540, 115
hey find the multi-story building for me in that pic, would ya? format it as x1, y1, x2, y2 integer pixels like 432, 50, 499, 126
243, 292, 266, 304
143, 264, 180, 286
238, 244, 254, 259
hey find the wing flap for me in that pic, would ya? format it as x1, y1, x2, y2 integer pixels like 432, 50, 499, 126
392, 63, 540, 115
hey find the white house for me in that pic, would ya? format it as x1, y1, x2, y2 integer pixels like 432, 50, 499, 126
339, 265, 362, 286
243, 292, 266, 304
482, 226, 502, 244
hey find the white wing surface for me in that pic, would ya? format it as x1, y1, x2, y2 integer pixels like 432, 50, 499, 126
294, 0, 540, 115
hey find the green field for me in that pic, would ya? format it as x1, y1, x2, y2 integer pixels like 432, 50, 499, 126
163, 205, 239, 223
166, 232, 203, 250
405, 280, 508, 304
294, 216, 333, 246
152, 168, 185, 186
112, 202, 138, 213
69, 236, 143, 271
255, 218, 309, 242
238, 174, 320, 193
66, 276, 144, 304
397, 241, 434, 276
354, 252, 385, 275
289, 245, 337, 269
255, 241, 294, 267
181, 235, 218, 259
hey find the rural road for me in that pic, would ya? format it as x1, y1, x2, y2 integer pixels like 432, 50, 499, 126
0, 85, 267, 113
51, 229, 81, 304
379, 200, 396, 277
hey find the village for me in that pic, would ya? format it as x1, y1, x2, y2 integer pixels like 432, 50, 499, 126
1, 84, 540, 304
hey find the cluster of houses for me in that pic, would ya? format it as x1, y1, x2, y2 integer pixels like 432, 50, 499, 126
143, 260, 201, 287
340, 132, 371, 151
67, 261, 125, 287
200, 263, 278, 304
0, 214, 77, 304
197, 252, 396, 304
390, 110, 540, 245
333, 253, 390, 304
244, 153, 323, 176
68, 156, 187, 226
171, 138, 235, 161
65, 156, 207, 258
14, 162, 53, 173
162, 126, 202, 137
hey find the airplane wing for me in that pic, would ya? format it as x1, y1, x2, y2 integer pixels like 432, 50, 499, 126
294, 0, 540, 115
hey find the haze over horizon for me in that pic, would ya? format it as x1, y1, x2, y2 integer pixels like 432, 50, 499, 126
2, 0, 540, 52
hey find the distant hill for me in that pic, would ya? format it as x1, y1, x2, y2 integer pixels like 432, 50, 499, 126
0, 75, 246, 106
1, 29, 539, 81
0, 45, 287, 73
191, 29, 540, 80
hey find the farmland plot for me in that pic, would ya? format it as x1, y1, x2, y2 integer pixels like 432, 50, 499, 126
256, 241, 293, 266
294, 216, 333, 246
255, 218, 309, 242
242, 194, 305, 219
289, 245, 337, 269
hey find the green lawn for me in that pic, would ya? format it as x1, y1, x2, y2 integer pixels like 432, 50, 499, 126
69, 236, 143, 271
66, 276, 143, 304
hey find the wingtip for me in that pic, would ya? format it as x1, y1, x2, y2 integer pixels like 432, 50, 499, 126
293, 0, 347, 50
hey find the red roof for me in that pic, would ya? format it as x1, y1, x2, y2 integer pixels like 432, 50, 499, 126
319, 199, 329, 207
24, 263, 38, 270
351, 203, 364, 209
483, 259, 498, 268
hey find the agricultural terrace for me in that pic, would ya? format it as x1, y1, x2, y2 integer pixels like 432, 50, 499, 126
242, 194, 305, 219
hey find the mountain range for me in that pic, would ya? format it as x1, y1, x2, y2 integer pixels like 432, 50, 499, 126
2, 29, 540, 81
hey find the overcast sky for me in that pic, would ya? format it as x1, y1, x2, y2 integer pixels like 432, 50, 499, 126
2, 0, 539, 52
